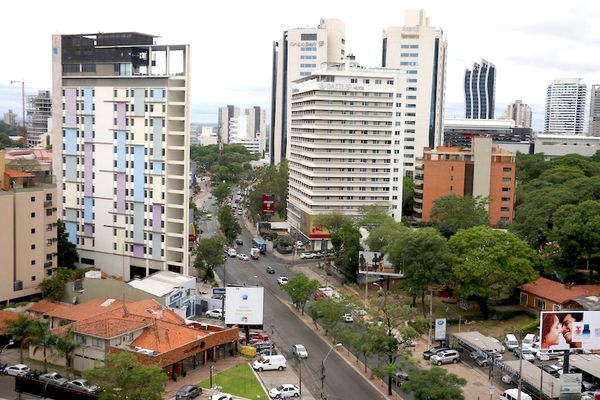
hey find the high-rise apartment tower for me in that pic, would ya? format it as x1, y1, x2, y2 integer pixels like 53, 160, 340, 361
544, 78, 586, 135
464, 59, 495, 119
51, 32, 190, 279
589, 84, 600, 137
382, 10, 447, 176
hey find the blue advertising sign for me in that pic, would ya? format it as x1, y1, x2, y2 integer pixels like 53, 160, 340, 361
213, 287, 226, 295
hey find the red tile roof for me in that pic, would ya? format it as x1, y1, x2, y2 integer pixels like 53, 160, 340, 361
0, 310, 19, 335
130, 320, 209, 353
521, 277, 600, 304
28, 299, 73, 316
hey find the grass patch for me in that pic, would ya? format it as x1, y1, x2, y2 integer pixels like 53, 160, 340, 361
198, 363, 267, 400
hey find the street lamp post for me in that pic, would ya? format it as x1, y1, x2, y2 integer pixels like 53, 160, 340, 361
517, 338, 524, 400
320, 343, 342, 399
221, 256, 227, 321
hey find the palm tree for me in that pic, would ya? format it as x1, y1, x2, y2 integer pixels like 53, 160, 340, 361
54, 327, 79, 378
30, 320, 57, 373
4, 315, 33, 363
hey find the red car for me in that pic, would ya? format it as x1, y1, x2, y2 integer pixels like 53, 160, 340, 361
313, 290, 326, 301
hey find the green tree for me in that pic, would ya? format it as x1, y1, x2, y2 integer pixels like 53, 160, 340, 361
448, 226, 538, 318
54, 327, 79, 378
551, 200, 600, 280
194, 236, 225, 280
402, 366, 466, 400
515, 152, 548, 182
308, 295, 355, 334
331, 221, 361, 283
217, 206, 241, 244
282, 273, 319, 315
211, 182, 231, 205
29, 320, 57, 373
430, 194, 489, 237
57, 219, 79, 269
84, 351, 168, 400
387, 227, 452, 310
38, 267, 76, 301
357, 205, 394, 230
315, 212, 351, 234
365, 220, 407, 253
244, 160, 288, 220
4, 315, 34, 363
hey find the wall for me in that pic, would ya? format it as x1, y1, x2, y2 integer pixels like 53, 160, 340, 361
62, 277, 162, 305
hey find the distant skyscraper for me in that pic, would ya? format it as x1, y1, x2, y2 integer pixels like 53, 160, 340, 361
218, 105, 239, 144
246, 106, 266, 154
26, 90, 52, 148
505, 100, 532, 128
544, 78, 586, 135
382, 9, 447, 176
3, 109, 17, 127
589, 84, 600, 137
270, 18, 346, 165
464, 59, 496, 119
52, 32, 190, 279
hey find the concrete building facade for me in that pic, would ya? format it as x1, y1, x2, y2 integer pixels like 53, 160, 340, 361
3, 109, 18, 127
271, 18, 346, 165
0, 151, 57, 303
246, 106, 266, 154
464, 59, 495, 119
218, 105, 239, 145
504, 99, 532, 129
26, 90, 52, 148
287, 60, 411, 249
534, 134, 600, 159
381, 10, 447, 176
544, 78, 587, 135
589, 84, 600, 137
414, 137, 516, 228
443, 118, 532, 147
51, 32, 190, 279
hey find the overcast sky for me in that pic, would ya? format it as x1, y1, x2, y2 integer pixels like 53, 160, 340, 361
1, 0, 599, 131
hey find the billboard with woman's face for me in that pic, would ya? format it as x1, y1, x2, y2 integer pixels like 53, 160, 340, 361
540, 311, 600, 350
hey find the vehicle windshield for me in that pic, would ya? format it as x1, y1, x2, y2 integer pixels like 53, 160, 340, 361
54, 374, 63, 379
276, 385, 284, 391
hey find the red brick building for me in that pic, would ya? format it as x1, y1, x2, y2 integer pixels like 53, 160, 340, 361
414, 137, 516, 227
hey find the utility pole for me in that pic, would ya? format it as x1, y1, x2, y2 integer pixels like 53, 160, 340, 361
10, 80, 27, 146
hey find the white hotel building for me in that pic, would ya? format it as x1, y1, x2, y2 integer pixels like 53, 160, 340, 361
51, 32, 190, 279
287, 60, 413, 249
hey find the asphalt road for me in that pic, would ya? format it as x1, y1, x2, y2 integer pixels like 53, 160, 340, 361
197, 194, 385, 400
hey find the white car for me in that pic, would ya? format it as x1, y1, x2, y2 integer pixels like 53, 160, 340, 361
295, 241, 304, 248
269, 384, 300, 399
205, 309, 223, 319
515, 348, 535, 362
4, 364, 31, 377
211, 393, 233, 400
536, 349, 550, 361
277, 276, 289, 285
66, 379, 99, 393
292, 344, 308, 359
299, 252, 314, 259
237, 253, 249, 261
343, 313, 354, 323
227, 248, 237, 257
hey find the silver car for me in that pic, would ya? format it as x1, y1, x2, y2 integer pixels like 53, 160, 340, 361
430, 349, 460, 365
66, 379, 99, 394
39, 372, 68, 386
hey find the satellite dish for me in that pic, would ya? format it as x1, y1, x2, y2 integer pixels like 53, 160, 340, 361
72, 296, 78, 304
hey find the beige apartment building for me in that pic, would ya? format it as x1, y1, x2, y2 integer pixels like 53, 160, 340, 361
0, 150, 57, 303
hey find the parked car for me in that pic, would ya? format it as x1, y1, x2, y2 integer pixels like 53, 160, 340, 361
475, 355, 491, 367
252, 341, 275, 352
266, 266, 275, 274
258, 348, 279, 357
66, 379, 99, 394
343, 313, 354, 323
205, 309, 223, 319
39, 372, 68, 386
176, 385, 202, 400
501, 374, 515, 385
505, 334, 519, 352
430, 349, 460, 365
391, 371, 409, 386
299, 252, 314, 259
227, 248, 237, 257
514, 347, 535, 362
269, 384, 300, 398
235, 238, 243, 245
522, 334, 536, 350
536, 349, 550, 361
211, 393, 233, 400
4, 364, 31, 377
277, 276, 289, 285
541, 364, 560, 378
237, 253, 249, 261
292, 344, 308, 359
422, 346, 450, 360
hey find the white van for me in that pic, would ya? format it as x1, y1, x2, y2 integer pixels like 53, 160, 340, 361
500, 389, 532, 400
252, 355, 286, 372
505, 334, 519, 352
522, 334, 536, 349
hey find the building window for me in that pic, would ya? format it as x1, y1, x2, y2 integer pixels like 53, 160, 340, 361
31, 260, 36, 265
31, 196, 35, 202
31, 228, 36, 234
534, 298, 546, 310
31, 244, 35, 250
520, 293, 528, 306
31, 276, 36, 282
92, 337, 104, 348
31, 212, 35, 218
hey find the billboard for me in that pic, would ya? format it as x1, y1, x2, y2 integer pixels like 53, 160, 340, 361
434, 318, 447, 341
225, 286, 264, 325
540, 311, 600, 350
357, 251, 404, 278
262, 194, 275, 215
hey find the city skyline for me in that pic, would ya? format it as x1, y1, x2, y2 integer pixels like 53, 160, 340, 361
1, 0, 599, 131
